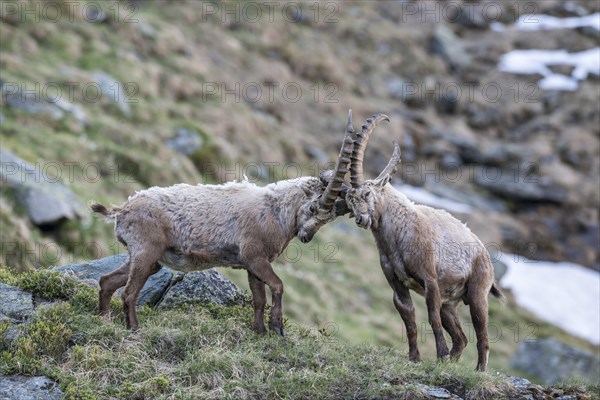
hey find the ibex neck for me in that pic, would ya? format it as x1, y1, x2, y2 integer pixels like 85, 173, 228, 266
373, 185, 413, 233
266, 177, 316, 240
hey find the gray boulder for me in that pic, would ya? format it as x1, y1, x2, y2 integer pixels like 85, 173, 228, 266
430, 25, 472, 72
415, 384, 463, 399
303, 143, 330, 165
0, 375, 63, 400
1, 81, 63, 120
0, 80, 85, 123
53, 254, 173, 306
0, 283, 34, 322
165, 128, 204, 156
56, 68, 131, 116
158, 269, 245, 309
464, 103, 502, 129
0, 150, 86, 226
89, 71, 131, 115
473, 166, 567, 204
510, 339, 600, 384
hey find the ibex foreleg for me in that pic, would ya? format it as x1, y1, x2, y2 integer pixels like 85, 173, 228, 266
247, 271, 267, 334
247, 259, 285, 336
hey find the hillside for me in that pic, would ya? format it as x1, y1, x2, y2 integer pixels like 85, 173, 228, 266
1, 0, 599, 391
1, 268, 598, 399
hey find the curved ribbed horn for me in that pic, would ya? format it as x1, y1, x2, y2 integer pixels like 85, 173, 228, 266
320, 110, 355, 210
374, 140, 401, 183
349, 113, 390, 188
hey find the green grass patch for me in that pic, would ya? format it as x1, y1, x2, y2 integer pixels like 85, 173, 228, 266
0, 268, 597, 399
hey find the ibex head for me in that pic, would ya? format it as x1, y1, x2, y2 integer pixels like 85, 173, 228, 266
296, 111, 355, 243
344, 113, 400, 230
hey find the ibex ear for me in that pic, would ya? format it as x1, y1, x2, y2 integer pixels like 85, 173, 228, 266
319, 170, 334, 186
374, 175, 392, 188
301, 184, 314, 197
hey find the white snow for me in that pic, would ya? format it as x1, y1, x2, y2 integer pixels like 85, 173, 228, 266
499, 252, 600, 345
539, 74, 579, 91
515, 12, 600, 31
394, 184, 473, 214
492, 12, 600, 32
494, 12, 600, 90
498, 47, 600, 91
490, 22, 506, 32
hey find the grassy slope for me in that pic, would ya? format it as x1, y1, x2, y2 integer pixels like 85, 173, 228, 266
0, 0, 598, 384
1, 269, 597, 400
220, 218, 598, 374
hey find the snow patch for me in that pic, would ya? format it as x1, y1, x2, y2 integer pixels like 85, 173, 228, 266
539, 74, 579, 91
515, 12, 600, 31
498, 47, 600, 91
492, 12, 600, 32
493, 12, 600, 90
499, 253, 600, 345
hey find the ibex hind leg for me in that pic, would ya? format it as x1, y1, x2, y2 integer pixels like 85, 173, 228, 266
467, 290, 489, 371
121, 249, 164, 330
440, 303, 468, 360
99, 257, 130, 317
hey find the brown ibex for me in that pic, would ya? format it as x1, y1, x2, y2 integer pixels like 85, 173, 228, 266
91, 112, 356, 333
342, 114, 504, 371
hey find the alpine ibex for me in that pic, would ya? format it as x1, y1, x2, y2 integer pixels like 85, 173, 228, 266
342, 114, 504, 371
91, 112, 356, 333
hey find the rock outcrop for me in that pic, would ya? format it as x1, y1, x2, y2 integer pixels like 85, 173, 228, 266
0, 150, 85, 226
0, 375, 63, 400
158, 269, 246, 309
511, 339, 600, 384
51, 255, 246, 309
53, 254, 172, 307
0, 283, 34, 322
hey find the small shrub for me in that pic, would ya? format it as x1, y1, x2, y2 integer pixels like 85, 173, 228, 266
0, 266, 19, 286
17, 270, 80, 300
142, 375, 170, 397
63, 385, 98, 400
70, 286, 99, 312
0, 303, 72, 375
17, 303, 73, 360
0, 319, 11, 352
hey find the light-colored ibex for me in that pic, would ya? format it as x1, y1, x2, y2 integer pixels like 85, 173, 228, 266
91, 112, 356, 333
342, 114, 504, 371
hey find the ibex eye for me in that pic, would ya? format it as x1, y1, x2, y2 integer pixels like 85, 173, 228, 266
309, 205, 316, 214
364, 191, 371, 198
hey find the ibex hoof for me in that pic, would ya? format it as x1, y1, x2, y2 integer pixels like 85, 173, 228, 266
270, 325, 284, 336
253, 325, 267, 335
440, 354, 450, 361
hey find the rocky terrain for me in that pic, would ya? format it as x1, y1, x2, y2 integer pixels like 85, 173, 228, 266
1, 0, 598, 270
0, 265, 597, 399
0, 0, 599, 395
